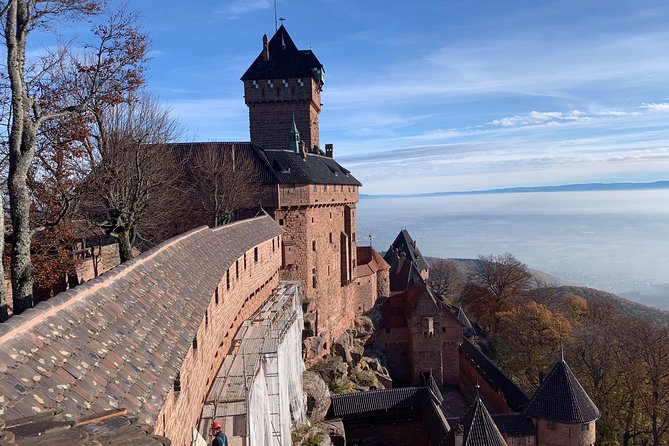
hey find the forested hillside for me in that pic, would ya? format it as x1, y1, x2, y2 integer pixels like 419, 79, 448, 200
428, 255, 669, 446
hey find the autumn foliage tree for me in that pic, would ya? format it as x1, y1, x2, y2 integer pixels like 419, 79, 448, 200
1, 1, 146, 314
495, 300, 571, 390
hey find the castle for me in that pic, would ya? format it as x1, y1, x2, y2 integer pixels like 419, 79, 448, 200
0, 25, 599, 446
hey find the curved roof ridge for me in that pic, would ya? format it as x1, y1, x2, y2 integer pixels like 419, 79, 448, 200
0, 225, 210, 343
524, 359, 600, 424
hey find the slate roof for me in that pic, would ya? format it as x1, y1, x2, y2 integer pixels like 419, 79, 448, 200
491, 413, 536, 438
385, 230, 430, 272
384, 251, 426, 292
0, 216, 282, 425
524, 360, 600, 424
461, 398, 508, 446
460, 339, 530, 412
241, 25, 323, 82
330, 387, 430, 417
330, 387, 450, 445
172, 142, 361, 187
262, 149, 361, 185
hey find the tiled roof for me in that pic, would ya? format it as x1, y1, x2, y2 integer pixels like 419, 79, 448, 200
0, 216, 282, 425
524, 360, 600, 424
461, 398, 508, 446
356, 247, 390, 278
172, 142, 361, 186
0, 409, 170, 445
491, 413, 536, 437
241, 25, 323, 81
460, 339, 530, 412
384, 230, 430, 272
330, 387, 430, 417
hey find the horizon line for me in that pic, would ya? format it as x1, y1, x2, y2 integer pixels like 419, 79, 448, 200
360, 180, 669, 199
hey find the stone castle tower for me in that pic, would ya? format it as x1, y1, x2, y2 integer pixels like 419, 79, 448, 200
240, 26, 377, 361
242, 25, 323, 152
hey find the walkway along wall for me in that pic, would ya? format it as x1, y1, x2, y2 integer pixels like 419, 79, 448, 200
199, 281, 306, 446
0, 215, 284, 446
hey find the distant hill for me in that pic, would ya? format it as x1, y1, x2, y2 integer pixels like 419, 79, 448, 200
621, 283, 669, 311
540, 286, 669, 325
426, 257, 669, 325
361, 180, 669, 199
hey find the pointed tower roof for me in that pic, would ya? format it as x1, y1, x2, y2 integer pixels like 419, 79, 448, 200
288, 116, 300, 153
524, 359, 600, 424
384, 229, 430, 272
461, 396, 508, 446
241, 25, 324, 81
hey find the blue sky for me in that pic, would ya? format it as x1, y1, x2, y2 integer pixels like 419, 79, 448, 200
79, 1, 669, 193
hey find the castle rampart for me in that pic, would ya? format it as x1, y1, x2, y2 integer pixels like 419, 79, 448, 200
0, 216, 284, 446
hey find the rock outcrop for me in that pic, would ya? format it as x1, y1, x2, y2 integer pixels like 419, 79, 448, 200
303, 371, 331, 423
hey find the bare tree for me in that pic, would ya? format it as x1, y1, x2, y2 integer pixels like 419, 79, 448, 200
427, 258, 462, 303
461, 253, 531, 332
81, 94, 182, 263
0, 76, 8, 320
1, 1, 146, 314
188, 143, 261, 227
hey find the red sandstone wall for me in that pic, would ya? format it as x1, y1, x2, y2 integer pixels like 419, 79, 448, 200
354, 274, 376, 314
245, 77, 321, 151
377, 269, 390, 298
535, 419, 595, 446
275, 184, 360, 358
153, 234, 283, 446
504, 435, 536, 446
373, 327, 411, 386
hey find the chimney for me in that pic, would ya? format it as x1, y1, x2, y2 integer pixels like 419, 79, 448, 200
262, 34, 269, 61
300, 141, 307, 160
325, 143, 334, 158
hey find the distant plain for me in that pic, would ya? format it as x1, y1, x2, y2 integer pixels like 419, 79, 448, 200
357, 189, 669, 310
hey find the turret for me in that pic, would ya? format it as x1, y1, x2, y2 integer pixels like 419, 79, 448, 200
524, 359, 600, 446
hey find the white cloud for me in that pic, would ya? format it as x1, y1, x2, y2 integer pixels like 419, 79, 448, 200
489, 110, 587, 127
216, 0, 273, 19
641, 102, 669, 111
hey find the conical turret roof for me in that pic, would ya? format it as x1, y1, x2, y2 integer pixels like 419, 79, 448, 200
524, 359, 600, 424
461, 396, 508, 446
